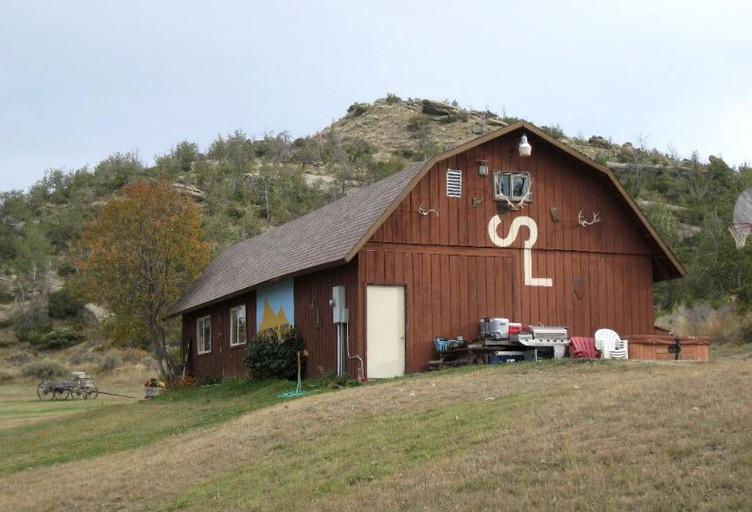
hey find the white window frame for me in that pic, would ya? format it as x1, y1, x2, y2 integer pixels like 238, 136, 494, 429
230, 305, 247, 347
493, 171, 532, 205
197, 315, 211, 354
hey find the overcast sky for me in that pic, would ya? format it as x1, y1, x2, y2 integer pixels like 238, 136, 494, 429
1, 0, 750, 193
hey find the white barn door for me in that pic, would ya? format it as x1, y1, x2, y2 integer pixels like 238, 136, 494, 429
366, 285, 406, 378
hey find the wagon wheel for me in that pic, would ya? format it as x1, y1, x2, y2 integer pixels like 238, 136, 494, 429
37, 381, 53, 401
85, 386, 98, 400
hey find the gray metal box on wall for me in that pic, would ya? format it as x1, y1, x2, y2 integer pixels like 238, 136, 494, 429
331, 286, 346, 324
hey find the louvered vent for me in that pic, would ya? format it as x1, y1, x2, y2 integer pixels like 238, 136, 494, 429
446, 169, 462, 198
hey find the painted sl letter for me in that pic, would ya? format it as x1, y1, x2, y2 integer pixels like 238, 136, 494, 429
487, 215, 553, 287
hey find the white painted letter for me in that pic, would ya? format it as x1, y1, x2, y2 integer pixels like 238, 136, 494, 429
487, 215, 553, 287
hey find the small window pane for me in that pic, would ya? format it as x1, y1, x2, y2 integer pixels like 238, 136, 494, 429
494, 171, 532, 204
230, 306, 247, 346
512, 175, 528, 197
197, 316, 211, 354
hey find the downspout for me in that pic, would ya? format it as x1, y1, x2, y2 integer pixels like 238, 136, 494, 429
345, 317, 365, 382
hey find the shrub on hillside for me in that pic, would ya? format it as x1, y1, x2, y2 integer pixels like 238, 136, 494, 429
16, 326, 51, 346
347, 102, 368, 117
0, 287, 13, 304
243, 326, 305, 380
56, 261, 77, 277
385, 93, 402, 104
30, 328, 85, 350
406, 115, 430, 132
22, 359, 66, 379
48, 287, 84, 319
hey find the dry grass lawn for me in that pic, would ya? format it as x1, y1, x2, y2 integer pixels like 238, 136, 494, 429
1, 354, 751, 511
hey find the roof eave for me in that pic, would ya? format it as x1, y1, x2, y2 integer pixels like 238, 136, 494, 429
164, 258, 350, 319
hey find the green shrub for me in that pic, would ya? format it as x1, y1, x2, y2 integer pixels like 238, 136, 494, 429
385, 93, 402, 104
406, 115, 430, 132
31, 328, 85, 350
438, 111, 469, 124
56, 261, 77, 277
48, 287, 84, 319
17, 326, 50, 346
22, 359, 66, 379
346, 103, 368, 117
0, 287, 13, 304
243, 326, 305, 380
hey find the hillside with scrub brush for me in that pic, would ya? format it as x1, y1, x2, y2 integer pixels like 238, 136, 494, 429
1, 94, 752, 382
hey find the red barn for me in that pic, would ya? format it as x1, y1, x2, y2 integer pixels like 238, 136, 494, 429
166, 121, 685, 380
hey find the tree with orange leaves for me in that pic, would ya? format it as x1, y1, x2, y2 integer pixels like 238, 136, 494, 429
77, 181, 212, 381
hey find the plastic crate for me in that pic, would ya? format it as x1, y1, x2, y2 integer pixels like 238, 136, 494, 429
433, 338, 451, 352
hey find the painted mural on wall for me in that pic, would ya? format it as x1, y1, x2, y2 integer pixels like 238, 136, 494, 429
256, 278, 294, 333
488, 214, 553, 287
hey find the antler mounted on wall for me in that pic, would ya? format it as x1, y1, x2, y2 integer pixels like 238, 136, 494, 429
496, 177, 533, 211
578, 210, 601, 227
418, 203, 439, 217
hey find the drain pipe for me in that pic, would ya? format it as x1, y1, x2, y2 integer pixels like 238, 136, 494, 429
345, 318, 366, 382
336, 322, 343, 375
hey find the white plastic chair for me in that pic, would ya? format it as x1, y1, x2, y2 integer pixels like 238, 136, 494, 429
594, 329, 629, 359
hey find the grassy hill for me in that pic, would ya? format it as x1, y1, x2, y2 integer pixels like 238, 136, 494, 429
318, 96, 508, 160
2, 355, 751, 511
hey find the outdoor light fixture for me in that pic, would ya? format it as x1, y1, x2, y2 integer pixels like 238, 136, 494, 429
477, 160, 489, 176
518, 134, 532, 157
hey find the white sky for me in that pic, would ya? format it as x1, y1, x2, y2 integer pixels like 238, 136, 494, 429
1, 0, 751, 192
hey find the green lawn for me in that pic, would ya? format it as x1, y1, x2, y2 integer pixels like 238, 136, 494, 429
1, 357, 751, 511
0, 379, 294, 476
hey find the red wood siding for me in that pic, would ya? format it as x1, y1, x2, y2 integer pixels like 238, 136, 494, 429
371, 134, 651, 257
358, 248, 517, 373
294, 261, 359, 378
182, 292, 256, 380
360, 130, 657, 374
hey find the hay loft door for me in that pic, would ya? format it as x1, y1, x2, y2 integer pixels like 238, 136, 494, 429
366, 285, 406, 378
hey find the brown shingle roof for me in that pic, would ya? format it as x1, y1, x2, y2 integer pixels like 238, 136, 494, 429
165, 162, 425, 317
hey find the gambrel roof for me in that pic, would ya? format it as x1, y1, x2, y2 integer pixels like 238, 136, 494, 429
166, 121, 685, 318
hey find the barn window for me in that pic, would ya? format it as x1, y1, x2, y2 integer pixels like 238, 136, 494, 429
446, 169, 462, 198
230, 305, 247, 346
197, 315, 211, 354
494, 171, 532, 207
